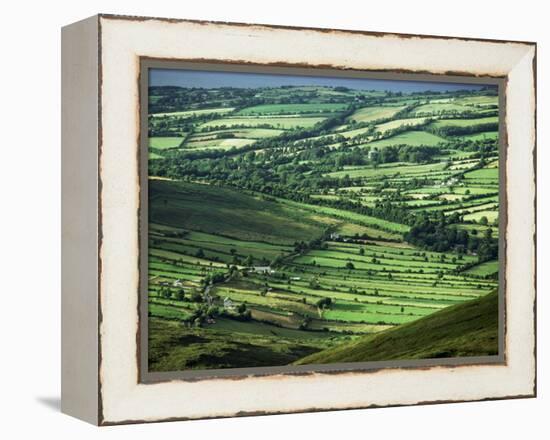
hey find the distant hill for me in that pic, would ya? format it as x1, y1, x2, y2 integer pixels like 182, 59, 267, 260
294, 290, 499, 365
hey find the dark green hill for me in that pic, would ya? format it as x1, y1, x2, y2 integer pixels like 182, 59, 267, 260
294, 290, 499, 365
149, 179, 333, 245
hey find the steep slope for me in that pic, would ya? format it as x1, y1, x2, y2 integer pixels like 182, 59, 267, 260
294, 290, 499, 365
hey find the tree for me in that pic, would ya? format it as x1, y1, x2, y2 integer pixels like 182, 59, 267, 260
316, 297, 332, 309
345, 261, 355, 270
359, 247, 365, 256
271, 254, 284, 267
299, 316, 311, 330
479, 216, 489, 225
190, 291, 203, 303
244, 255, 254, 267
477, 228, 498, 262
309, 278, 320, 289
195, 248, 205, 258
174, 288, 185, 301
207, 306, 219, 317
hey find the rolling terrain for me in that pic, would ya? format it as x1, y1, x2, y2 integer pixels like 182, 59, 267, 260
295, 289, 498, 365
147, 82, 500, 371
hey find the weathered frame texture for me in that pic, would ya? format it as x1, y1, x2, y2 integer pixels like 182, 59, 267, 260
61, 14, 536, 425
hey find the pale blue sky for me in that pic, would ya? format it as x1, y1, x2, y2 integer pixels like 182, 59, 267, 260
150, 68, 496, 93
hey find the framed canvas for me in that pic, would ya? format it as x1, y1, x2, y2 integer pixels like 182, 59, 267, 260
61, 14, 537, 425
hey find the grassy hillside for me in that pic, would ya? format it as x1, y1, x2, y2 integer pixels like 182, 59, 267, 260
294, 290, 498, 365
149, 179, 334, 244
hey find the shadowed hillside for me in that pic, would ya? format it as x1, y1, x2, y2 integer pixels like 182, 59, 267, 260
295, 290, 499, 365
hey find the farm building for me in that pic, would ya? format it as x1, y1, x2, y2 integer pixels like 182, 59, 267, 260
251, 266, 275, 274
367, 149, 379, 160
223, 297, 235, 310
445, 177, 459, 186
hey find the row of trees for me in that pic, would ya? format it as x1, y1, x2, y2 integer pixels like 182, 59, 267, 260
405, 217, 498, 261
425, 121, 499, 138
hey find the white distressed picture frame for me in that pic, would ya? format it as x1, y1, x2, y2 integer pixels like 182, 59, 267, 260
61, 14, 536, 425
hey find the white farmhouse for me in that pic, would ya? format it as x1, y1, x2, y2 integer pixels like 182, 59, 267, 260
251, 266, 275, 274
223, 297, 235, 310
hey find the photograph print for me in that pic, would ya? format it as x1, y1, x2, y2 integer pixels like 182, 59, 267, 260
145, 66, 501, 374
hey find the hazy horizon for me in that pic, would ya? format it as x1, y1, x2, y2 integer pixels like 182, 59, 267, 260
149, 68, 496, 94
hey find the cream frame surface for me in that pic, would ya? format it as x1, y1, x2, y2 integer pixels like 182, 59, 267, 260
61, 14, 536, 425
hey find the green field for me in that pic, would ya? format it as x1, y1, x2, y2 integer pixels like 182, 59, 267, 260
411, 102, 471, 115
151, 107, 235, 118
456, 96, 498, 106
147, 80, 501, 372
199, 116, 327, 130
326, 161, 447, 179
149, 152, 164, 160
183, 138, 255, 150
237, 103, 348, 115
430, 116, 498, 128
463, 168, 499, 180
348, 105, 407, 123
463, 260, 499, 277
149, 137, 184, 149
375, 117, 428, 133
190, 128, 284, 140
459, 132, 499, 141
364, 131, 446, 149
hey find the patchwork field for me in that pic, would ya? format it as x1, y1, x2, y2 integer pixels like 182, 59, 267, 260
147, 81, 501, 371
199, 116, 327, 130
364, 131, 447, 149
149, 137, 184, 149
237, 103, 348, 115
348, 105, 407, 123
